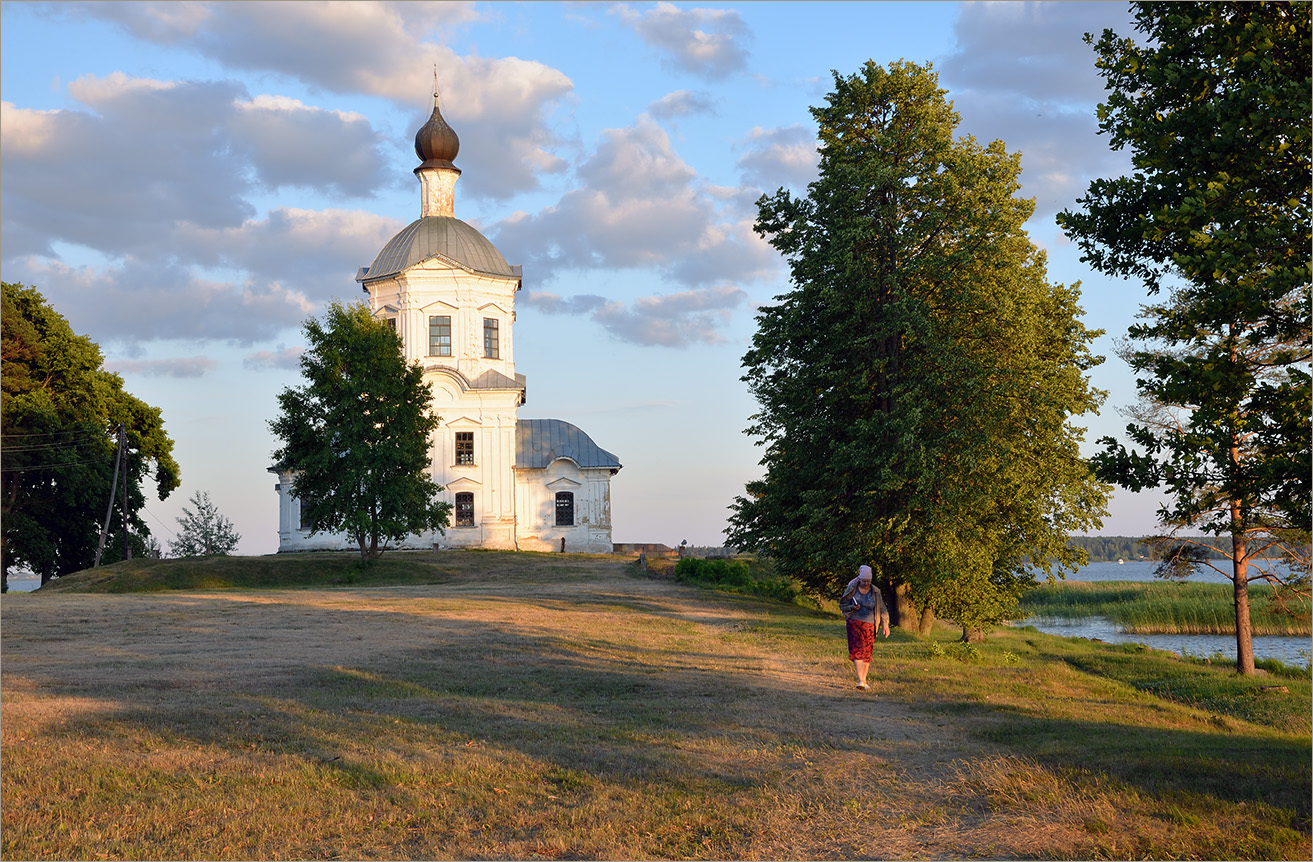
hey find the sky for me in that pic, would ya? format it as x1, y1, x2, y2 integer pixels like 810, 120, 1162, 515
0, 0, 1170, 555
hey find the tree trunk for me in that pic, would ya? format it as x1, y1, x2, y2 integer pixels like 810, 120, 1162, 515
1232, 510, 1255, 674
960, 626, 984, 643
917, 606, 936, 636
892, 582, 918, 631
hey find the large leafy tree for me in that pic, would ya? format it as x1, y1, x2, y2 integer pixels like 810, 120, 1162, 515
728, 61, 1109, 636
1058, 2, 1311, 674
1, 282, 181, 589
270, 301, 450, 562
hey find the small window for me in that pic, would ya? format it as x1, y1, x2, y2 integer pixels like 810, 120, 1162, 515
455, 492, 474, 527
385, 317, 397, 332
297, 494, 313, 531
555, 491, 575, 527
429, 316, 451, 356
483, 317, 499, 359
455, 431, 474, 465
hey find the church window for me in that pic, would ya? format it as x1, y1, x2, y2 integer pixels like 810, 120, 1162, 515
455, 431, 474, 465
429, 316, 451, 356
483, 317, 499, 359
385, 317, 396, 332
297, 494, 313, 531
555, 492, 575, 527
455, 492, 475, 526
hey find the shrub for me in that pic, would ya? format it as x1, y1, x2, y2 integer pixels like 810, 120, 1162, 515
674, 557, 802, 604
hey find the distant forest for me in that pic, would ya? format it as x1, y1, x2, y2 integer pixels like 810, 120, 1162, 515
707, 538, 1278, 564
1067, 536, 1158, 562
1066, 536, 1270, 562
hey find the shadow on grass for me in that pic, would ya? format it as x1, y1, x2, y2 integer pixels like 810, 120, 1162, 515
9, 586, 1311, 859
972, 705, 1311, 824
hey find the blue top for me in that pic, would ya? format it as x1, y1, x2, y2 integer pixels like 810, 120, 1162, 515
840, 582, 888, 626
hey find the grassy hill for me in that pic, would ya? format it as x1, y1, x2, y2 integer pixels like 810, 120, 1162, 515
3, 551, 1309, 859
36, 548, 615, 593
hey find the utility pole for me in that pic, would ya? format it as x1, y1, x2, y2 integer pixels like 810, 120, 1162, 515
94, 423, 125, 568
120, 423, 130, 560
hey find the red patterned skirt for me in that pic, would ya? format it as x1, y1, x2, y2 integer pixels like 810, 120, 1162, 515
846, 619, 875, 662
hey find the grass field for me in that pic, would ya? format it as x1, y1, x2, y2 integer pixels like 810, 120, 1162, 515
1020, 579, 1312, 636
2, 551, 1309, 860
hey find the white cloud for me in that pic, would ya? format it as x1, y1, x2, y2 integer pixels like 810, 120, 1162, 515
940, 1, 1137, 223
1, 74, 395, 268
6, 255, 316, 347
648, 89, 716, 119
736, 124, 818, 193
173, 207, 403, 296
105, 356, 219, 378
229, 97, 386, 196
613, 2, 751, 80
74, 0, 572, 199
525, 285, 748, 348
492, 117, 779, 346
495, 118, 774, 282
244, 346, 305, 371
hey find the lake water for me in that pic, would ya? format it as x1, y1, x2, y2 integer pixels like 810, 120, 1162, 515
1019, 560, 1311, 668
6, 572, 40, 593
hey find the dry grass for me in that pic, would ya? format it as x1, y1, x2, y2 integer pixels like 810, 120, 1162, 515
2, 553, 1309, 860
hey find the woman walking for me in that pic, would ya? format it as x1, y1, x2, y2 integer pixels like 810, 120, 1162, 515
840, 565, 890, 690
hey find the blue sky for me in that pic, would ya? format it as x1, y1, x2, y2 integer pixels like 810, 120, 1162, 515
1, 0, 1167, 554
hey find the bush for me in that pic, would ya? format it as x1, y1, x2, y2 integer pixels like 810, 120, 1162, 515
674, 557, 802, 604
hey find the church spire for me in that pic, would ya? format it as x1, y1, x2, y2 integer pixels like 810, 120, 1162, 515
414, 76, 461, 217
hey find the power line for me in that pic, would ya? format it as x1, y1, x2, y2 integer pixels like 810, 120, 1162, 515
2, 428, 112, 442
0, 456, 112, 473
1, 440, 111, 455
141, 504, 176, 541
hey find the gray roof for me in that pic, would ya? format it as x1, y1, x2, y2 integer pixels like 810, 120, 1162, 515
470, 369, 525, 392
359, 216, 516, 283
517, 419, 621, 471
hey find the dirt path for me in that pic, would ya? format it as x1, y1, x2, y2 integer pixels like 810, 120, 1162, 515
2, 574, 1103, 858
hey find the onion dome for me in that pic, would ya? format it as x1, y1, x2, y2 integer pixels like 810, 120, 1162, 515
414, 94, 460, 170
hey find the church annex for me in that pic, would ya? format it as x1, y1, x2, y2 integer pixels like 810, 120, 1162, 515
270, 92, 621, 553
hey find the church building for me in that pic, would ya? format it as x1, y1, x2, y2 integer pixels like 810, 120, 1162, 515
270, 92, 621, 553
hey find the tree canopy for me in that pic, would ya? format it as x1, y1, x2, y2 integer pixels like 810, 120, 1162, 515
728, 61, 1109, 636
1, 282, 181, 588
270, 301, 450, 562
1058, 2, 1311, 674
168, 490, 241, 557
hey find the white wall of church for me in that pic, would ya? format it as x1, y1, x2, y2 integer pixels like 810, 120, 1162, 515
514, 459, 615, 554
368, 261, 518, 382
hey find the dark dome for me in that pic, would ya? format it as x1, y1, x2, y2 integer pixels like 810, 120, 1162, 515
414, 96, 459, 169
361, 216, 514, 282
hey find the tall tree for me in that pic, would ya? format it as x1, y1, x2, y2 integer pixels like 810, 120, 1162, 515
168, 490, 241, 557
270, 301, 451, 562
728, 61, 1108, 637
1058, 2, 1311, 674
1, 282, 181, 589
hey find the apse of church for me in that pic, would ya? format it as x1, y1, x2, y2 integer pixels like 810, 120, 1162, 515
270, 90, 620, 554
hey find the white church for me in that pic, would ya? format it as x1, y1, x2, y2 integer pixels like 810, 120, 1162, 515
270, 93, 621, 554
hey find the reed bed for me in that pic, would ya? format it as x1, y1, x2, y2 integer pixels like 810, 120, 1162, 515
1020, 580, 1311, 635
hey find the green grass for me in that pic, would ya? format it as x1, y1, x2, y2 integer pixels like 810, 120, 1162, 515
34, 548, 613, 593
1020, 579, 1311, 635
3, 552, 1310, 860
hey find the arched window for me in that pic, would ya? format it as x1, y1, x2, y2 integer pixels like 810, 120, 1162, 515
455, 492, 475, 527
555, 491, 574, 527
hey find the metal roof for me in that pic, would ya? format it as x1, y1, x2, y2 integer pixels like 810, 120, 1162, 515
359, 216, 516, 283
469, 369, 524, 391
516, 419, 621, 471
